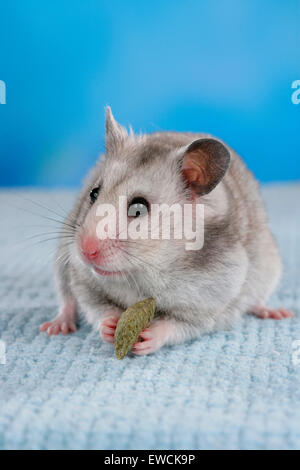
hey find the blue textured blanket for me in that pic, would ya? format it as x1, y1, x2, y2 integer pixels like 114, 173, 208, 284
0, 184, 299, 450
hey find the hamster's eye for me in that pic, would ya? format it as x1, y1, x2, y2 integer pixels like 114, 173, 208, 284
128, 197, 149, 217
90, 187, 100, 204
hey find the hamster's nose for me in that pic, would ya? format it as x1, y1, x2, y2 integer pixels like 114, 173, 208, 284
81, 236, 99, 262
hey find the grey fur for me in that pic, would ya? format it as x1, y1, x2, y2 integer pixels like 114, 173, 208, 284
54, 107, 281, 345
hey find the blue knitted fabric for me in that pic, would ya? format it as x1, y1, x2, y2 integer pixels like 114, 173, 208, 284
0, 184, 299, 450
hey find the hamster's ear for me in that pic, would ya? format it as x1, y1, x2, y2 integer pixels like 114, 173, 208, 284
181, 138, 230, 196
105, 106, 128, 154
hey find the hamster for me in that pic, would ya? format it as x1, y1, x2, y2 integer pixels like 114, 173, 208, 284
40, 107, 293, 355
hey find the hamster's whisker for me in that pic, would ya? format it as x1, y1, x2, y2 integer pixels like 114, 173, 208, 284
22, 230, 75, 242
17, 195, 81, 229
18, 223, 76, 230
10, 203, 79, 232
22, 236, 74, 248
117, 245, 170, 290
112, 252, 134, 291
56, 250, 72, 267
117, 244, 178, 291
117, 251, 143, 298
117, 245, 154, 271
53, 198, 73, 218
20, 196, 69, 221
118, 244, 164, 275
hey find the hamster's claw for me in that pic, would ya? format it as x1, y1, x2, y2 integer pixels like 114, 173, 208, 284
132, 320, 169, 356
40, 301, 78, 335
100, 311, 121, 344
249, 305, 294, 320
40, 315, 77, 335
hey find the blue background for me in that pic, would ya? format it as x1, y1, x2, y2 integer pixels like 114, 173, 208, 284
0, 0, 299, 187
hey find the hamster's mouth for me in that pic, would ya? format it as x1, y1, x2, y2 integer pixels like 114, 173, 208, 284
93, 266, 123, 277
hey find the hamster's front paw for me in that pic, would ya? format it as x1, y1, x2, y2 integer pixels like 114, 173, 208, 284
100, 308, 122, 344
132, 320, 171, 356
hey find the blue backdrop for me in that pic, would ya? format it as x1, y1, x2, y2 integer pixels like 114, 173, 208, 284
0, 1, 299, 187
